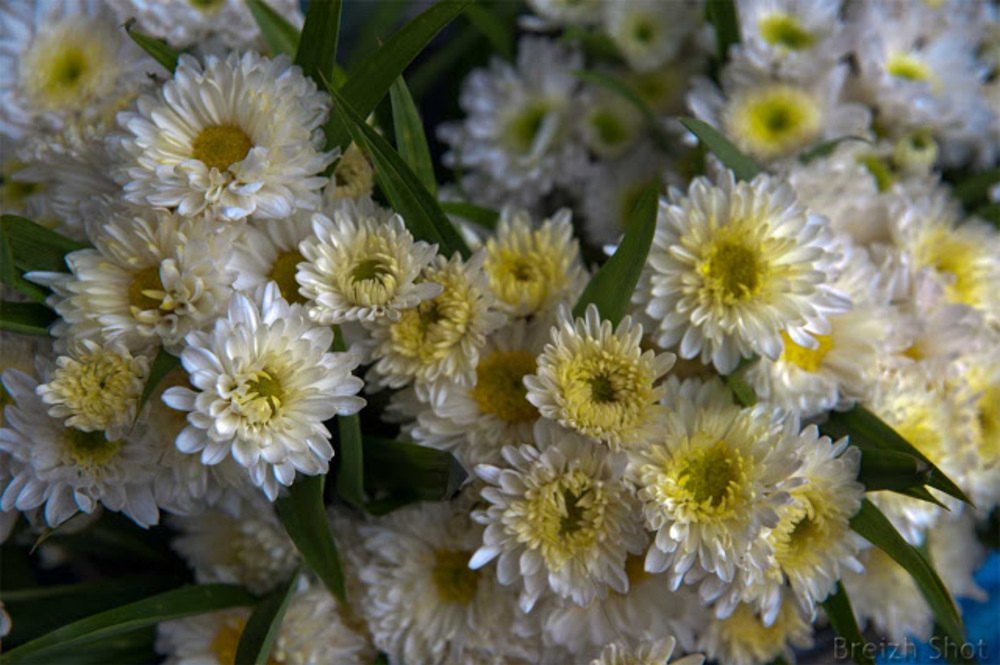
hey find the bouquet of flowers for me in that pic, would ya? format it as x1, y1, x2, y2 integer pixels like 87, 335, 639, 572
1, 0, 997, 663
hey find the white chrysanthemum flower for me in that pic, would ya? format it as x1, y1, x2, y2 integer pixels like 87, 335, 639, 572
842, 546, 933, 643
437, 37, 589, 210
162, 283, 365, 501
110, 0, 303, 50
115, 52, 333, 222
734, 0, 849, 80
956, 346, 1000, 510
324, 143, 375, 203
471, 419, 647, 612
297, 202, 442, 324
366, 250, 506, 389
169, 499, 299, 595
698, 600, 813, 665
579, 88, 644, 160
29, 208, 235, 354
35, 337, 148, 440
580, 145, 670, 245
628, 395, 800, 598
483, 208, 585, 318
0, 368, 159, 528
635, 172, 849, 374
687, 57, 870, 164
227, 209, 317, 305
525, 305, 674, 451
406, 319, 546, 470
591, 638, 705, 665
604, 0, 700, 73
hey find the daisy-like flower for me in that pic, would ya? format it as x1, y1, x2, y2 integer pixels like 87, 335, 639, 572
627, 395, 801, 596
591, 638, 704, 665
579, 88, 644, 160
0, 368, 159, 528
842, 546, 933, 643
734, 0, 849, 80
635, 172, 848, 374
604, 0, 700, 73
29, 208, 235, 354
115, 52, 333, 222
227, 210, 315, 305
699, 600, 813, 665
470, 419, 647, 612
162, 283, 365, 501
357, 497, 535, 665
297, 200, 442, 324
525, 305, 674, 451
483, 208, 585, 318
35, 337, 148, 440
366, 250, 506, 389
325, 143, 375, 203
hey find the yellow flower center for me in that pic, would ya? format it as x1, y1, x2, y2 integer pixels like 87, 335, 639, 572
267, 250, 306, 305
485, 225, 572, 315
887, 53, 933, 83
332, 143, 374, 200
624, 11, 660, 46
431, 549, 480, 605
389, 268, 473, 364
504, 100, 553, 155
516, 469, 605, 568
238, 370, 285, 424
192, 125, 253, 172
340, 239, 403, 308
588, 109, 632, 148
469, 351, 538, 423
45, 349, 142, 432
759, 13, 815, 50
678, 440, 745, 512
64, 428, 122, 472
914, 228, 989, 311
726, 85, 822, 159
780, 331, 834, 373
702, 237, 766, 304
128, 266, 166, 312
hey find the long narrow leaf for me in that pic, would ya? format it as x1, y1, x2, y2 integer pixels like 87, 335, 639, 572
326, 83, 470, 259
706, 0, 740, 62
331, 328, 365, 511
857, 449, 932, 492
234, 567, 301, 665
678, 118, 762, 182
440, 201, 499, 229
364, 437, 466, 503
850, 499, 965, 646
324, 0, 473, 152
1, 214, 87, 272
573, 181, 658, 325
274, 474, 346, 602
0, 301, 55, 335
245, 0, 300, 56
0, 585, 254, 664
390, 76, 437, 196
295, 0, 341, 85
123, 19, 180, 71
821, 582, 875, 665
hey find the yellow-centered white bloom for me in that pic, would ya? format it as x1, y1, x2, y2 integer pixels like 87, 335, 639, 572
699, 600, 813, 665
115, 52, 333, 221
297, 201, 442, 324
591, 638, 705, 665
36, 338, 148, 440
525, 305, 675, 451
735, 0, 849, 80
604, 0, 698, 73
227, 210, 316, 305
471, 419, 646, 612
162, 283, 365, 501
484, 208, 585, 318
636, 172, 848, 374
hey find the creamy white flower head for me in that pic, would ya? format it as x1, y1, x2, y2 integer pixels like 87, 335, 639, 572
169, 498, 299, 595
227, 209, 316, 305
955, 345, 1000, 510
734, 0, 848, 80
629, 397, 801, 600
687, 56, 870, 164
471, 419, 647, 612
604, 0, 700, 73
698, 600, 813, 665
484, 208, 585, 318
437, 37, 588, 210
162, 283, 365, 501
591, 638, 705, 665
35, 337, 148, 440
115, 51, 333, 222
635, 172, 849, 374
365, 250, 506, 390
579, 88, 645, 160
0, 368, 159, 528
298, 202, 442, 324
525, 305, 674, 451
842, 546, 933, 643
357, 497, 533, 665
28, 208, 236, 354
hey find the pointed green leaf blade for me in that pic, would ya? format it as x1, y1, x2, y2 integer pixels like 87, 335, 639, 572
274, 474, 345, 602
390, 76, 437, 196
857, 448, 933, 493
0, 301, 56, 335
821, 582, 875, 665
363, 437, 466, 505
679, 117, 762, 182
573, 181, 659, 326
123, 19, 180, 71
235, 566, 301, 665
706, 0, 740, 62
245, 0, 301, 56
295, 0, 341, 85
1, 214, 88, 272
439, 201, 499, 230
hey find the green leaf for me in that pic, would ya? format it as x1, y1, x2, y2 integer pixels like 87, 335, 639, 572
706, 0, 740, 63
463, 3, 513, 61
439, 201, 499, 230
325, 83, 470, 259
123, 19, 180, 71
952, 166, 1000, 209
850, 499, 965, 647
800, 136, 871, 164
974, 202, 1000, 227
1, 215, 87, 302
0, 585, 254, 664
571, 69, 669, 150
390, 76, 437, 196
274, 474, 346, 603
678, 118, 762, 182
573, 181, 658, 326
364, 437, 466, 504
332, 327, 365, 511
857, 448, 932, 493
824, 405, 972, 505
295, 0, 341, 86
821, 582, 876, 665
897, 485, 949, 509
246, 0, 301, 56
725, 370, 757, 406
234, 566, 301, 665
0, 301, 55, 335
137, 347, 181, 414
323, 0, 474, 152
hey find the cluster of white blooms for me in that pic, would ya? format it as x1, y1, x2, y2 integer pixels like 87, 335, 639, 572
1, 1, 997, 664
